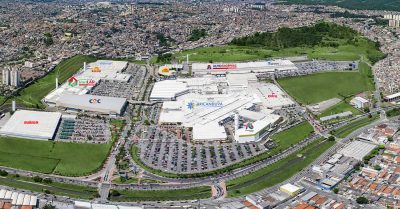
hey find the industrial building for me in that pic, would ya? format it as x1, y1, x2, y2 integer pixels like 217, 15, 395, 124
0, 189, 38, 209
279, 183, 302, 196
56, 94, 127, 116
191, 59, 298, 75
0, 110, 61, 140
350, 96, 369, 109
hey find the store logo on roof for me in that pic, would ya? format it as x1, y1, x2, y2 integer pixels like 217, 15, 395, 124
245, 122, 254, 131
91, 66, 101, 73
24, 120, 39, 124
68, 76, 96, 87
186, 100, 223, 110
68, 76, 79, 87
89, 99, 101, 104
267, 92, 278, 98
187, 101, 196, 110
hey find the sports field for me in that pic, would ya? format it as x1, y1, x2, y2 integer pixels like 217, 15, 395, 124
227, 139, 335, 197
0, 137, 111, 176
277, 70, 373, 105
15, 55, 97, 108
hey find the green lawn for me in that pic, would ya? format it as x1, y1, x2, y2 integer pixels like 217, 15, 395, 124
277, 70, 373, 105
15, 55, 97, 108
0, 137, 111, 176
131, 122, 314, 178
160, 34, 383, 64
227, 139, 335, 197
271, 121, 314, 150
319, 101, 361, 118
0, 175, 98, 200
332, 114, 379, 138
109, 186, 211, 201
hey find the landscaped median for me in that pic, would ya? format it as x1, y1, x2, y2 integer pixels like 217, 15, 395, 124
331, 114, 379, 138
226, 138, 335, 197
0, 174, 98, 200
108, 186, 211, 202
130, 122, 314, 178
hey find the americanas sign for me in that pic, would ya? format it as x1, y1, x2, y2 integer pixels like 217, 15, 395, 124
207, 63, 237, 70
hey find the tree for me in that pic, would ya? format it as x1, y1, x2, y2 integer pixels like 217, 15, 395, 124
43, 178, 53, 184
33, 176, 43, 182
356, 196, 369, 204
332, 188, 339, 194
327, 136, 335, 141
43, 204, 56, 209
110, 190, 120, 197
0, 170, 8, 176
374, 164, 382, 171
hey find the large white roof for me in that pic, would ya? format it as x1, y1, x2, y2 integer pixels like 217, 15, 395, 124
150, 80, 188, 100
56, 94, 127, 115
193, 122, 227, 141
0, 110, 61, 140
236, 114, 281, 137
192, 59, 297, 73
253, 83, 295, 109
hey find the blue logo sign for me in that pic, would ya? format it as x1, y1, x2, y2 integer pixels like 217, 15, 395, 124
186, 100, 223, 110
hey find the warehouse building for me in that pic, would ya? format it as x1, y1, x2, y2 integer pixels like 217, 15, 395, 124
0, 189, 38, 209
279, 183, 302, 197
0, 110, 61, 140
350, 96, 369, 109
56, 94, 127, 116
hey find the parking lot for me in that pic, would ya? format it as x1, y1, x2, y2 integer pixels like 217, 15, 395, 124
90, 64, 147, 100
56, 116, 111, 143
138, 137, 276, 173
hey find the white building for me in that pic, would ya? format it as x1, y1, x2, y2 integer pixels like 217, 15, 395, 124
350, 96, 369, 109
0, 110, 62, 140
235, 115, 281, 143
56, 94, 127, 115
2, 67, 20, 87
191, 59, 298, 75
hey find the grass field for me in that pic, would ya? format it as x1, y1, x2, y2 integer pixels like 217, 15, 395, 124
227, 139, 335, 197
277, 70, 373, 105
109, 186, 211, 201
159, 34, 383, 63
131, 122, 314, 178
331, 114, 379, 138
14, 55, 97, 108
318, 101, 362, 118
271, 121, 314, 150
0, 137, 111, 176
0, 175, 98, 200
